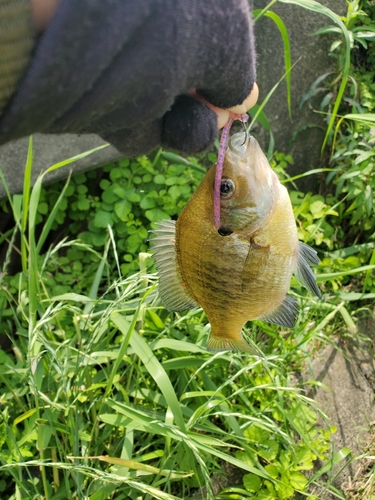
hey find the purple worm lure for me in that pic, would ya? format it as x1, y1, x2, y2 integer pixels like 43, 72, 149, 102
213, 112, 249, 230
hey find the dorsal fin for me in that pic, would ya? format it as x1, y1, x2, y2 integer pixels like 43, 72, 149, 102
260, 295, 299, 328
294, 242, 321, 298
150, 219, 198, 312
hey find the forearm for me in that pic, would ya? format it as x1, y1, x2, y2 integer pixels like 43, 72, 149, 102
0, 0, 257, 156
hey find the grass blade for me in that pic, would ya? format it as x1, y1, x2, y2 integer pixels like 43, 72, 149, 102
248, 58, 301, 133
21, 136, 33, 271
248, 105, 275, 158
333, 113, 375, 151
161, 152, 206, 173
45, 144, 109, 173
281, 168, 335, 184
316, 264, 375, 282
361, 248, 375, 297
253, 9, 292, 117
77, 455, 193, 479
112, 312, 186, 432
104, 310, 140, 398
36, 172, 72, 254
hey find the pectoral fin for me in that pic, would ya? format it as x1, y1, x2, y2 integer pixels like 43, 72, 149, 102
260, 295, 299, 328
150, 219, 198, 311
294, 242, 321, 298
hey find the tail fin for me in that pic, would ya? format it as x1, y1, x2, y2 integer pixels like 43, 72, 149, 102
206, 334, 262, 357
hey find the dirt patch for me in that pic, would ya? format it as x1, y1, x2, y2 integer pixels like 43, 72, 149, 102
304, 318, 375, 499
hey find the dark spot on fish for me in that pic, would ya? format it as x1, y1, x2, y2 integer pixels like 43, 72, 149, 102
218, 226, 233, 237
220, 178, 235, 199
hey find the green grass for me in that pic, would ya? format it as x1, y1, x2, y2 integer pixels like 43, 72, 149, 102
1, 0, 375, 498
0, 145, 358, 499
0, 258, 333, 499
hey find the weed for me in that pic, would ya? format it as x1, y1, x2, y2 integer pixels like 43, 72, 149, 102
1, 0, 375, 498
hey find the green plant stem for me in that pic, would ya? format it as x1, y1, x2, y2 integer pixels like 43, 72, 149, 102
21, 136, 33, 272
40, 450, 51, 500
253, 0, 279, 22
248, 58, 300, 132
151, 148, 163, 168
51, 447, 60, 491
361, 248, 375, 297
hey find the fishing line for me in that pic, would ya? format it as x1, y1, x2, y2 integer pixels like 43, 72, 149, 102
214, 112, 249, 230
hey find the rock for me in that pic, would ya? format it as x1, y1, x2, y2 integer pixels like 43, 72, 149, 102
251, 0, 346, 190
0, 133, 122, 199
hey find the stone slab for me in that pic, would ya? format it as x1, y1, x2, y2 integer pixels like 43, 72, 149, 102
0, 133, 123, 199
252, 0, 346, 190
305, 329, 375, 498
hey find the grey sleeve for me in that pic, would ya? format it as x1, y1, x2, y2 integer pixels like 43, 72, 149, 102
0, 0, 256, 156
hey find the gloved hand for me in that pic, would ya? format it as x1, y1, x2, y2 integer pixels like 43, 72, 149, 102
0, 0, 256, 157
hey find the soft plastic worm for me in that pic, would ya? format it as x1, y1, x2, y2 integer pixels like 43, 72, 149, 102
213, 112, 249, 230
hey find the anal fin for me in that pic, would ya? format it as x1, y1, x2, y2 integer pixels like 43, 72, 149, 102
149, 219, 198, 312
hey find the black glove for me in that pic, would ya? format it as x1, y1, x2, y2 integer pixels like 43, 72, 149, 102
0, 0, 256, 156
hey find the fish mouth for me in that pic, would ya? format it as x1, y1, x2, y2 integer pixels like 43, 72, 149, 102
218, 226, 233, 237
228, 131, 249, 159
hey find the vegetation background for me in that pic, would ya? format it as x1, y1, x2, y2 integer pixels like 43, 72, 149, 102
0, 0, 374, 498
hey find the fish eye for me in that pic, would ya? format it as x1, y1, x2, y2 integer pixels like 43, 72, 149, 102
220, 178, 235, 199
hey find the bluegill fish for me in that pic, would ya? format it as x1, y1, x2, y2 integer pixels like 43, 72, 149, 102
151, 132, 321, 354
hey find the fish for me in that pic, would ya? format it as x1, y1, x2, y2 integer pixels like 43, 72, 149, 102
150, 132, 321, 354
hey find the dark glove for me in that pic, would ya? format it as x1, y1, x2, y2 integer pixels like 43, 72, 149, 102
0, 0, 256, 157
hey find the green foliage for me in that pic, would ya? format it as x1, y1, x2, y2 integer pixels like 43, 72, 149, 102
266, 0, 375, 297
0, 244, 336, 499
329, 125, 375, 238
33, 153, 204, 277
234, 369, 332, 499
0, 152, 205, 322
307, 1, 375, 298
290, 192, 339, 249
321, 0, 375, 250
0, 146, 345, 500
0, 213, 353, 499
269, 153, 340, 252
316, 0, 375, 52
282, 0, 352, 152
1, 1, 375, 498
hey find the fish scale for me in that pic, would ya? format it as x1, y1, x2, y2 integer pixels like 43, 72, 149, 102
151, 132, 321, 354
